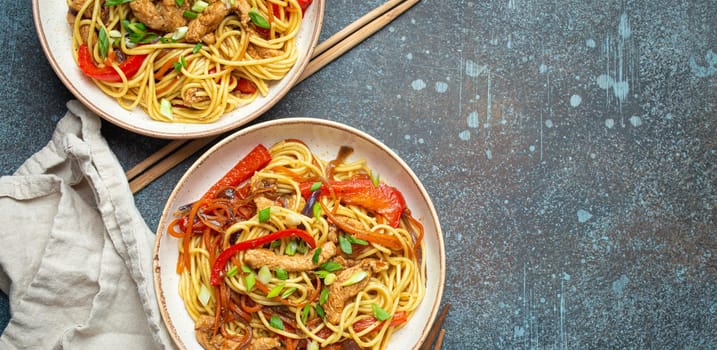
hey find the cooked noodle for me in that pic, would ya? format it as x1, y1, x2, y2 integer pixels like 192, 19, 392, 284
67, 0, 306, 123
169, 140, 426, 349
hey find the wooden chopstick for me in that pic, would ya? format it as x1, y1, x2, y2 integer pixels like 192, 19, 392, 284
299, 0, 420, 82
420, 303, 451, 350
127, 0, 420, 194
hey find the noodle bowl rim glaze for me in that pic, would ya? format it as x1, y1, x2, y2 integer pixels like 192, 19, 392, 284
32, 0, 325, 139
153, 118, 446, 349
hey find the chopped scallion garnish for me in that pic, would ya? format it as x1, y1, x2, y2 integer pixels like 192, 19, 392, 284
312, 247, 322, 264
257, 266, 272, 284
183, 10, 198, 19
159, 99, 173, 118
226, 265, 239, 278
266, 284, 284, 298
315, 304, 325, 318
285, 239, 297, 255
275, 268, 288, 280
193, 43, 203, 54
371, 303, 391, 321
301, 304, 311, 324
198, 284, 212, 306
341, 270, 368, 286
312, 202, 322, 220
175, 0, 184, 6
269, 315, 284, 330
191, 0, 209, 12
98, 27, 109, 59
339, 234, 352, 254
309, 181, 322, 192
248, 8, 270, 29
258, 207, 271, 223
319, 288, 329, 305
281, 287, 297, 299
370, 169, 380, 187
106, 0, 133, 6
319, 261, 342, 272
244, 271, 256, 291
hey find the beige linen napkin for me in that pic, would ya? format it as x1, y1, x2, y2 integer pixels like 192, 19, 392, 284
0, 101, 175, 349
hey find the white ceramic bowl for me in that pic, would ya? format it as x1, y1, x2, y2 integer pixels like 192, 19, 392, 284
153, 118, 446, 349
32, 1, 324, 139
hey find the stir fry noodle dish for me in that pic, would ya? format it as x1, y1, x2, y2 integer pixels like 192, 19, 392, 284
166, 140, 426, 349
67, 0, 312, 123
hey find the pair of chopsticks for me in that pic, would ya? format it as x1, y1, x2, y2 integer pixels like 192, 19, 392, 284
420, 303, 451, 350
126, 0, 420, 194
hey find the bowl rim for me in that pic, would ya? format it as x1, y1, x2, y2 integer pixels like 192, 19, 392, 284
32, 1, 326, 139
152, 117, 446, 349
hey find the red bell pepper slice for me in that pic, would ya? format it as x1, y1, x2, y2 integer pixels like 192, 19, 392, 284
297, 0, 313, 13
300, 179, 406, 228
200, 144, 272, 201
77, 44, 147, 82
210, 228, 317, 286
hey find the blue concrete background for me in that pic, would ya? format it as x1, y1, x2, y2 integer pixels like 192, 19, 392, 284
2, 0, 716, 348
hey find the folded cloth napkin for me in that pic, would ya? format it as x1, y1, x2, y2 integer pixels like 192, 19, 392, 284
0, 101, 175, 349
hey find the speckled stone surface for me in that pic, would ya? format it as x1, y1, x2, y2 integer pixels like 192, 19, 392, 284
2, 0, 716, 348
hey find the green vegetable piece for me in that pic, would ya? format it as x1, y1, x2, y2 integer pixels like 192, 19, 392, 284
281, 287, 297, 299
312, 247, 322, 264
226, 265, 239, 278
267, 283, 284, 298
341, 270, 367, 286
249, 8, 270, 29
98, 28, 109, 59
244, 271, 256, 291
269, 315, 284, 330
319, 288, 329, 305
372, 303, 391, 321
258, 207, 271, 223
309, 181, 322, 192
339, 234, 352, 254
275, 268, 288, 280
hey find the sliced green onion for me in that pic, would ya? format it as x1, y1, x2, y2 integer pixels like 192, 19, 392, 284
275, 268, 288, 280
258, 207, 271, 223
312, 202, 322, 220
257, 266, 272, 284
281, 287, 297, 299
323, 272, 336, 285
341, 270, 368, 286
108, 30, 122, 38
307, 341, 319, 350
241, 265, 253, 273
248, 8, 270, 29
244, 271, 256, 291
312, 247, 322, 265
319, 261, 342, 272
192, 43, 203, 54
226, 265, 239, 278
98, 27, 109, 59
172, 26, 188, 40
191, 0, 209, 12
372, 303, 391, 321
159, 99, 173, 118
296, 241, 308, 254
309, 181, 322, 192
370, 170, 380, 187
269, 315, 284, 330
347, 235, 368, 246
198, 284, 212, 306
315, 270, 330, 279
173, 61, 183, 72
319, 288, 329, 305
183, 10, 198, 19
285, 240, 297, 256
176, 0, 184, 6
315, 304, 325, 318
339, 234, 352, 254
324, 272, 336, 286
267, 284, 284, 298
301, 304, 311, 324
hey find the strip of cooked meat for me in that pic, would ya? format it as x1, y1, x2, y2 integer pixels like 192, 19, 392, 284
130, 0, 188, 33
246, 44, 285, 59
243, 241, 337, 271
324, 259, 388, 324
186, 1, 231, 43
